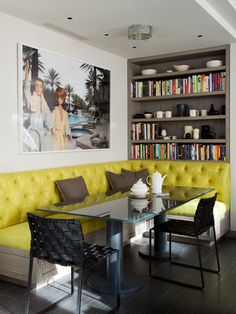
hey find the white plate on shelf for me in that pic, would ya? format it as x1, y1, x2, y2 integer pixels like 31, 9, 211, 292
206, 60, 223, 68
173, 64, 190, 71
141, 69, 157, 75
129, 192, 150, 199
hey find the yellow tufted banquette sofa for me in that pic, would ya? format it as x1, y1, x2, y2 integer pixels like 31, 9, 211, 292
0, 160, 230, 287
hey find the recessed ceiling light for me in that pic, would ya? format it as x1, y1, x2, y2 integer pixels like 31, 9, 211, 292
104, 33, 110, 37
197, 34, 203, 38
67, 16, 73, 20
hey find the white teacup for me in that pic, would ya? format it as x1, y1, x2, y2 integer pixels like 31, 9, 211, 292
165, 111, 172, 118
154, 111, 164, 118
190, 109, 197, 117
201, 109, 207, 116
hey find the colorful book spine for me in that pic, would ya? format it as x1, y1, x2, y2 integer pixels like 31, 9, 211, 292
131, 143, 226, 161
131, 71, 225, 98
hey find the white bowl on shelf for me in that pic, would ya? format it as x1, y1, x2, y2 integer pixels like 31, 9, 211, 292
173, 64, 190, 71
206, 60, 223, 68
141, 69, 157, 75
144, 113, 153, 118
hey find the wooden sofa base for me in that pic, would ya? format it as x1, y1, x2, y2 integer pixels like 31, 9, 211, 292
0, 222, 147, 288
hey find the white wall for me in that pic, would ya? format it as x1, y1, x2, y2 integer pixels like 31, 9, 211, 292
0, 12, 127, 173
230, 42, 236, 230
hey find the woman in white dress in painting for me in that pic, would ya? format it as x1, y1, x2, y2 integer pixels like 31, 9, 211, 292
52, 87, 71, 150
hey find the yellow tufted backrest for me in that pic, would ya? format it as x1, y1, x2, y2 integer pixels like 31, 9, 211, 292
0, 160, 229, 230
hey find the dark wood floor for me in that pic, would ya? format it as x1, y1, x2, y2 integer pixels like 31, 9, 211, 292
1, 236, 236, 314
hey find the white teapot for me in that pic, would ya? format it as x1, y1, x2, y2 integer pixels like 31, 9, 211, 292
131, 179, 149, 196
146, 171, 167, 194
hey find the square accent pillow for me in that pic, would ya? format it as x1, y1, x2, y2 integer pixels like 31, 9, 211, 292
55, 176, 89, 201
121, 168, 149, 184
106, 171, 132, 192
106, 168, 148, 192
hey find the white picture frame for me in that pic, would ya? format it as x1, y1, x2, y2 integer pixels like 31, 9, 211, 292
18, 43, 110, 153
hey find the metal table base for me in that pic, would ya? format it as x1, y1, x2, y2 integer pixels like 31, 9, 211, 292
87, 220, 144, 294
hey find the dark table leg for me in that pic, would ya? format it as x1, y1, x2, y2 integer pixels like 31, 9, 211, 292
87, 220, 144, 295
139, 211, 169, 259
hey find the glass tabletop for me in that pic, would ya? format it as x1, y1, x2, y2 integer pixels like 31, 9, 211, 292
38, 186, 214, 224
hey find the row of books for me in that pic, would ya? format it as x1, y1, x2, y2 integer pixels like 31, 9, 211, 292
131, 71, 226, 98
131, 123, 161, 140
131, 143, 226, 161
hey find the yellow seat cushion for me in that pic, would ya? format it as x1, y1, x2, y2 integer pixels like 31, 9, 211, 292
0, 216, 105, 251
168, 199, 226, 220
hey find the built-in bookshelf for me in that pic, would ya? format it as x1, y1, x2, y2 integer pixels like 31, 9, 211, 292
128, 45, 230, 162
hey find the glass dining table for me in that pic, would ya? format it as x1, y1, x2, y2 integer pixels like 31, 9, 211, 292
38, 185, 213, 295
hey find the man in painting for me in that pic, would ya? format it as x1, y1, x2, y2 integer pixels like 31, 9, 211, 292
52, 87, 71, 150
23, 60, 54, 151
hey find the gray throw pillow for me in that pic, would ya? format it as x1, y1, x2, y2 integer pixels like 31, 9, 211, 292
106, 168, 148, 192
55, 176, 89, 201
106, 171, 132, 192
121, 168, 149, 185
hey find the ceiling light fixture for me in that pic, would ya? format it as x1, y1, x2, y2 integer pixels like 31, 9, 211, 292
128, 24, 152, 40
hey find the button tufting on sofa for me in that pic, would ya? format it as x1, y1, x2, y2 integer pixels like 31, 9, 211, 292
0, 160, 230, 288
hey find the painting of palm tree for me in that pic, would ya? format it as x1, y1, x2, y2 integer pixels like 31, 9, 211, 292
19, 44, 110, 153
65, 84, 74, 112
80, 63, 110, 113
22, 45, 45, 80
44, 68, 61, 91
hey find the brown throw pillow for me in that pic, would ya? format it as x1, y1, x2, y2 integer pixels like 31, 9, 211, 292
106, 171, 132, 192
106, 168, 148, 192
55, 176, 89, 201
121, 168, 148, 184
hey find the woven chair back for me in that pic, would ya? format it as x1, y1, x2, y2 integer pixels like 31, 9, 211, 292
194, 193, 217, 235
27, 213, 85, 267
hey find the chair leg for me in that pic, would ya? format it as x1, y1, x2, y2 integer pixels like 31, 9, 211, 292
116, 251, 121, 310
213, 226, 220, 272
25, 256, 34, 314
71, 267, 74, 295
196, 235, 204, 289
149, 228, 153, 275
76, 265, 84, 314
149, 231, 204, 289
169, 233, 172, 262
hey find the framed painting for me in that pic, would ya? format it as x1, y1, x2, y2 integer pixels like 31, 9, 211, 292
18, 44, 110, 153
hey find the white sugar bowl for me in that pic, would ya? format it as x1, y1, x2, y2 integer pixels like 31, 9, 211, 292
131, 198, 149, 211
131, 179, 149, 196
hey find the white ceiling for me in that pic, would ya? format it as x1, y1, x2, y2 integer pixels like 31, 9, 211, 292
0, 0, 236, 58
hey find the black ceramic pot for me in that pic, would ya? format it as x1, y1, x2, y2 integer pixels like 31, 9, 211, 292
208, 104, 219, 115
201, 125, 210, 139
177, 104, 188, 117
208, 131, 216, 139
221, 105, 226, 115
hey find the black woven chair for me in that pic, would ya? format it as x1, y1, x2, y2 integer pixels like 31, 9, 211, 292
149, 193, 220, 289
25, 213, 120, 314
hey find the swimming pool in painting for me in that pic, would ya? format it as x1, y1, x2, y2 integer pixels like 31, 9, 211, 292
71, 128, 91, 138
68, 114, 88, 125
